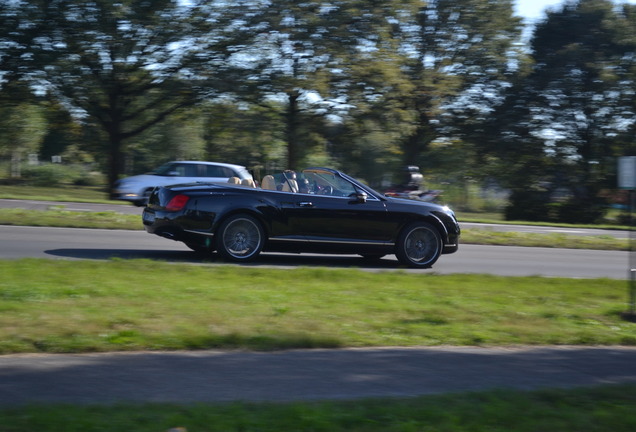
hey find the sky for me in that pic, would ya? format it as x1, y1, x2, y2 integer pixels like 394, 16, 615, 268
515, 0, 636, 22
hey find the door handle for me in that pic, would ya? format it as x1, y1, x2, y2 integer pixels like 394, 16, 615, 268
298, 202, 314, 207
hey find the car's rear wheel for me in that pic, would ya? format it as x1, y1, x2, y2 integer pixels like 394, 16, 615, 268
395, 221, 442, 268
216, 214, 264, 262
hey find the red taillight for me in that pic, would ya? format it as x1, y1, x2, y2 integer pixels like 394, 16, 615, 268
165, 194, 190, 211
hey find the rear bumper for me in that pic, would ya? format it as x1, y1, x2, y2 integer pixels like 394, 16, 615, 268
143, 208, 215, 246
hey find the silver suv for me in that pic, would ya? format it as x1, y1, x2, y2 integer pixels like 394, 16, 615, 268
113, 161, 253, 206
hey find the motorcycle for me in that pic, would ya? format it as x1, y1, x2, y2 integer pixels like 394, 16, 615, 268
382, 166, 443, 203
384, 187, 443, 203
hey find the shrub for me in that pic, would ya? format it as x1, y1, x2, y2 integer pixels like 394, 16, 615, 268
504, 190, 551, 221
21, 164, 79, 186
505, 189, 608, 224
553, 198, 606, 224
73, 170, 106, 186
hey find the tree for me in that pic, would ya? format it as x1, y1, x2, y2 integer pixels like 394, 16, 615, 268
390, 0, 523, 169
25, 0, 264, 194
481, 0, 636, 223
201, 101, 287, 174
0, 1, 51, 175
39, 97, 84, 162
0, 102, 46, 178
0, 0, 55, 89
322, 0, 524, 185
234, 0, 409, 170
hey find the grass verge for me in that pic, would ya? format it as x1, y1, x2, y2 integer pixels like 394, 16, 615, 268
1, 385, 635, 431
0, 208, 143, 230
1, 259, 634, 354
0, 184, 117, 204
462, 228, 628, 251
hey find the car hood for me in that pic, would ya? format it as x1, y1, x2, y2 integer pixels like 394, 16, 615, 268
383, 194, 455, 214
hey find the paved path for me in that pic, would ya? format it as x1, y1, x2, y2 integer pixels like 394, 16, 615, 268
2, 346, 636, 406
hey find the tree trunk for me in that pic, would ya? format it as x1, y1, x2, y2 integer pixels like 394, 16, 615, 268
402, 109, 434, 167
106, 125, 124, 199
285, 90, 301, 170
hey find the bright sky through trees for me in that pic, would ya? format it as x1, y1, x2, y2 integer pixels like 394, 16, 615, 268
515, 0, 636, 22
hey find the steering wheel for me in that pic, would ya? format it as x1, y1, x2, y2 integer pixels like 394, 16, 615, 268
318, 185, 334, 196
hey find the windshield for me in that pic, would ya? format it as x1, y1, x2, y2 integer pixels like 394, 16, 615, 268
263, 169, 367, 197
149, 163, 177, 176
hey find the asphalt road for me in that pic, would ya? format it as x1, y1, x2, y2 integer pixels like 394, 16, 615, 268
0, 225, 629, 279
2, 346, 636, 406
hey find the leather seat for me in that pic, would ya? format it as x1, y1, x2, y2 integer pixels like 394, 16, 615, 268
261, 175, 277, 190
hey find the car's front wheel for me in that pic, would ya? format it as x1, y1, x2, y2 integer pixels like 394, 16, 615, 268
216, 214, 264, 262
395, 221, 442, 268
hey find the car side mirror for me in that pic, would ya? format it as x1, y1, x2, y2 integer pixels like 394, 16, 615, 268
353, 191, 368, 203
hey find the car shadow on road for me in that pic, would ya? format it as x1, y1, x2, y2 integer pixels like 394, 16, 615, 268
44, 248, 411, 270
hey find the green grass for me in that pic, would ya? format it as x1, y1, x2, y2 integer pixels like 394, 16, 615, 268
0, 184, 119, 204
0, 208, 143, 230
1, 259, 634, 354
1, 385, 635, 431
462, 228, 629, 251
459, 212, 630, 231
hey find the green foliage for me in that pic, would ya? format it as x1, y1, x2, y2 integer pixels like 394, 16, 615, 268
551, 198, 607, 225
505, 190, 552, 222
1, 385, 635, 431
0, 102, 47, 178
505, 192, 607, 224
20, 164, 77, 186
201, 102, 288, 173
482, 0, 636, 224
19, 163, 105, 187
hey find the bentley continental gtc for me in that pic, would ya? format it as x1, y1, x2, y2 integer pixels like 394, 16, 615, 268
142, 168, 460, 268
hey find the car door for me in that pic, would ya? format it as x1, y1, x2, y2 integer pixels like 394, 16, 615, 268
285, 193, 393, 245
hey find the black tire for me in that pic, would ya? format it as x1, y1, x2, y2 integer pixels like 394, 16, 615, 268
216, 214, 264, 262
395, 221, 442, 268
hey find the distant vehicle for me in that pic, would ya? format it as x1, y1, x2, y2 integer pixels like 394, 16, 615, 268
113, 161, 253, 206
383, 165, 443, 203
142, 167, 460, 268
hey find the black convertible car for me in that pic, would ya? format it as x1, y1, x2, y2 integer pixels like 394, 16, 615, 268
142, 168, 460, 268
